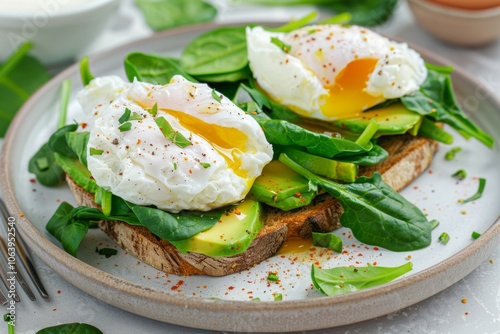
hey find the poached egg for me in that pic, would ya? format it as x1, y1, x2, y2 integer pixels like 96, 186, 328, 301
78, 75, 273, 212
246, 24, 427, 121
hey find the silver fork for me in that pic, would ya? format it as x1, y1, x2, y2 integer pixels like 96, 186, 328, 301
0, 196, 49, 304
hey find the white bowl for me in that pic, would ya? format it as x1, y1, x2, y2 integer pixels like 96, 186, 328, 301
408, 0, 500, 47
0, 0, 120, 65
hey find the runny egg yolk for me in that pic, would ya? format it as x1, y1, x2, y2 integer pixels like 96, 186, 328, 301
160, 108, 251, 182
320, 58, 384, 120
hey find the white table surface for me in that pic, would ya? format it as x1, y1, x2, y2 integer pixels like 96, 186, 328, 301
2, 1, 499, 333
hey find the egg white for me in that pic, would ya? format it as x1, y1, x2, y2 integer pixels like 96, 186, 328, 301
78, 75, 273, 212
246, 25, 427, 121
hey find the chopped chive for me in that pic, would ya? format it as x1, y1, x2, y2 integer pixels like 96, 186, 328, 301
173, 162, 177, 170
36, 157, 50, 171
200, 162, 211, 168
148, 102, 158, 116
155, 116, 192, 148
211, 89, 222, 103
274, 293, 283, 301
95, 247, 118, 258
99, 187, 113, 217
118, 107, 131, 123
429, 219, 440, 230
251, 297, 261, 302
438, 232, 450, 245
308, 29, 317, 34
461, 178, 486, 204
471, 231, 481, 239
355, 119, 379, 148
270, 37, 292, 53
129, 112, 143, 121
267, 273, 279, 282
445, 147, 461, 160
319, 12, 352, 25
58, 79, 72, 128
118, 122, 132, 132
90, 148, 104, 156
451, 169, 467, 180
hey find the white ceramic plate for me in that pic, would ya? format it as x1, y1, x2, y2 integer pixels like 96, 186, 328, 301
1, 23, 499, 332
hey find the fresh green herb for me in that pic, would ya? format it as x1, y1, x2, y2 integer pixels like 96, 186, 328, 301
311, 262, 413, 296
118, 122, 132, 132
452, 169, 467, 180
124, 52, 196, 84
95, 247, 118, 258
280, 154, 432, 251
438, 232, 450, 245
0, 42, 51, 137
430, 219, 440, 230
96, 187, 113, 217
270, 37, 292, 53
180, 26, 248, 76
267, 273, 279, 282
312, 232, 342, 253
461, 178, 486, 204
211, 88, 222, 103
79, 56, 94, 86
251, 297, 261, 302
118, 108, 132, 123
36, 322, 103, 334
155, 116, 192, 148
135, 0, 217, 31
354, 119, 379, 148
200, 162, 211, 168
4, 313, 14, 334
129, 112, 143, 121
445, 147, 461, 160
148, 103, 158, 116
274, 293, 283, 301
173, 162, 177, 170
471, 231, 481, 239
36, 157, 50, 171
89, 148, 103, 156
401, 64, 493, 148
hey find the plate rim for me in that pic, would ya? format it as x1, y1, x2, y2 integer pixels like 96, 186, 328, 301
1, 21, 499, 332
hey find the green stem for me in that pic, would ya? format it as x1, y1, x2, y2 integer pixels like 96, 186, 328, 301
0, 42, 32, 78
355, 119, 379, 148
58, 80, 72, 129
267, 12, 317, 32
319, 12, 352, 25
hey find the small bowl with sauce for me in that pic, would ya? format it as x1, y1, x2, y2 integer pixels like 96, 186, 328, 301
0, 0, 120, 65
408, 0, 500, 47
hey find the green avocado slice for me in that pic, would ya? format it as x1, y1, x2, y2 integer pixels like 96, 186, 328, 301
169, 199, 264, 257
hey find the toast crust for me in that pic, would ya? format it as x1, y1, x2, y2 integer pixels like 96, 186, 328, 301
67, 134, 438, 276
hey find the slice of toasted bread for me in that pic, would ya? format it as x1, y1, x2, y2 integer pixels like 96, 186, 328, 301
67, 134, 438, 276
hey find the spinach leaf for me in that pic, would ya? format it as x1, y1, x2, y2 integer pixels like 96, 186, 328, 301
28, 143, 65, 186
48, 123, 79, 158
36, 322, 103, 334
254, 113, 371, 158
280, 154, 432, 251
334, 144, 388, 166
311, 262, 412, 296
195, 65, 252, 83
180, 26, 248, 76
65, 131, 90, 167
124, 52, 196, 84
46, 202, 83, 256
312, 232, 342, 252
131, 205, 224, 241
135, 0, 217, 31
401, 64, 493, 148
0, 42, 51, 137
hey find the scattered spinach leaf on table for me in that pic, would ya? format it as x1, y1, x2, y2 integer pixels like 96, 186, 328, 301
135, 0, 217, 31
0, 42, 51, 137
36, 322, 103, 334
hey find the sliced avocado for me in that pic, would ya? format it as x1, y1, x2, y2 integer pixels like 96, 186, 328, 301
169, 199, 264, 257
54, 153, 98, 194
332, 103, 422, 136
283, 147, 357, 183
249, 160, 317, 210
